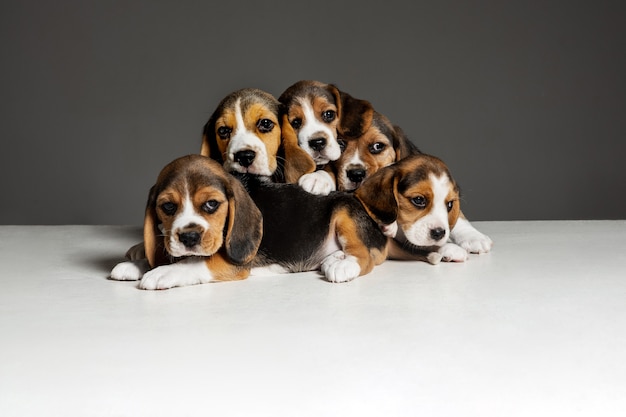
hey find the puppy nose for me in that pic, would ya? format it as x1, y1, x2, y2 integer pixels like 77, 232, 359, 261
430, 227, 446, 241
234, 150, 256, 167
347, 168, 366, 183
309, 138, 326, 152
178, 231, 201, 248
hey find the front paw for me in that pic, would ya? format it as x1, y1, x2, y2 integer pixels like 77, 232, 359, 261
298, 171, 336, 195
455, 231, 493, 254
438, 243, 468, 262
380, 221, 398, 238
110, 260, 149, 281
321, 251, 361, 283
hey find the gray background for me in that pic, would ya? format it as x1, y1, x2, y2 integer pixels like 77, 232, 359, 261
2, 0, 624, 225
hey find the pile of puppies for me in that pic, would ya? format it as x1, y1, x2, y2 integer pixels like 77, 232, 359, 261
110, 80, 493, 290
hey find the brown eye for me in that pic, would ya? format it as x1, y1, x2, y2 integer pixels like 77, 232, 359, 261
369, 142, 386, 154
257, 119, 274, 133
322, 110, 336, 123
217, 126, 232, 140
201, 200, 220, 214
411, 196, 427, 209
338, 138, 347, 152
290, 118, 302, 129
447, 200, 454, 212
160, 202, 177, 215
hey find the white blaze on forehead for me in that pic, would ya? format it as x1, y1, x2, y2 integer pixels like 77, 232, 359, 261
168, 190, 210, 257
297, 98, 341, 162
225, 98, 272, 175
403, 173, 452, 247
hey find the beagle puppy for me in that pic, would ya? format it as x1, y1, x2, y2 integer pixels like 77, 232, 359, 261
333, 111, 420, 192
278, 80, 375, 194
110, 155, 263, 290
331, 110, 493, 255
243, 153, 468, 283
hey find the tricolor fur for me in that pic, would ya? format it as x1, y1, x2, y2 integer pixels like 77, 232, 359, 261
110, 155, 263, 290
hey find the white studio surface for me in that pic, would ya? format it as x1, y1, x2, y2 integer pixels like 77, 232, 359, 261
1, 221, 625, 417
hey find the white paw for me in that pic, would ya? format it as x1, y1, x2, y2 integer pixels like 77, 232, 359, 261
454, 231, 493, 254
125, 242, 145, 261
110, 260, 150, 281
450, 219, 493, 254
138, 260, 213, 290
427, 252, 443, 265
438, 243, 468, 262
298, 171, 336, 195
381, 221, 398, 238
321, 251, 361, 283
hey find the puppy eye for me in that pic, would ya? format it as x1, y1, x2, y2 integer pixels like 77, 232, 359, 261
160, 202, 177, 215
290, 118, 302, 129
257, 119, 274, 133
411, 196, 427, 209
369, 142, 386, 154
338, 138, 347, 152
201, 200, 220, 214
217, 126, 232, 140
447, 200, 454, 212
322, 110, 336, 123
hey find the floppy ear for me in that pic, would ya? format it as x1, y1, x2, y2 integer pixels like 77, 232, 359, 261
200, 116, 223, 162
143, 185, 169, 268
354, 165, 399, 225
280, 113, 316, 183
330, 85, 374, 138
224, 176, 263, 265
392, 125, 421, 160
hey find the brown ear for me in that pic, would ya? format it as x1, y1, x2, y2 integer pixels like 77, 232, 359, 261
330, 85, 374, 138
354, 165, 398, 225
200, 116, 223, 162
143, 185, 168, 268
281, 113, 316, 183
224, 176, 263, 265
392, 125, 421, 160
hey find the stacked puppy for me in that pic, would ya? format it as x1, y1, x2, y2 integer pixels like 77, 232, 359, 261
110, 80, 493, 290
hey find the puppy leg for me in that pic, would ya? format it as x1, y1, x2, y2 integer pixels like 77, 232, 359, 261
298, 171, 336, 195
138, 258, 214, 290
321, 251, 361, 283
125, 242, 146, 261
110, 259, 150, 281
438, 242, 468, 262
450, 217, 493, 254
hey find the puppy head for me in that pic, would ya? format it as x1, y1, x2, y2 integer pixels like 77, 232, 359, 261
278, 80, 374, 167
143, 155, 263, 268
201, 88, 281, 176
334, 112, 421, 191
355, 154, 461, 247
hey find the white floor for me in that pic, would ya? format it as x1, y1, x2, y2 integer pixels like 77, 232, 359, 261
1, 221, 625, 417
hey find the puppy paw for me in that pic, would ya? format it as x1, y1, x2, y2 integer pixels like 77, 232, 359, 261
427, 252, 443, 265
380, 221, 398, 238
110, 260, 150, 281
321, 251, 361, 283
438, 243, 468, 262
138, 261, 212, 290
454, 231, 493, 254
298, 171, 336, 196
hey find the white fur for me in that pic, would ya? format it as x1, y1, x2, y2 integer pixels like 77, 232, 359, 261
298, 170, 336, 195
110, 259, 150, 281
297, 99, 341, 164
139, 258, 214, 290
450, 217, 493, 253
339, 151, 366, 191
403, 174, 451, 246
438, 242, 469, 262
167, 193, 210, 257
381, 221, 398, 238
321, 250, 361, 283
225, 98, 272, 176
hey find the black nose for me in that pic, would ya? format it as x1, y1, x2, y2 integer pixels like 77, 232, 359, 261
347, 168, 366, 183
430, 227, 446, 241
234, 150, 256, 167
309, 138, 326, 152
178, 231, 201, 248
